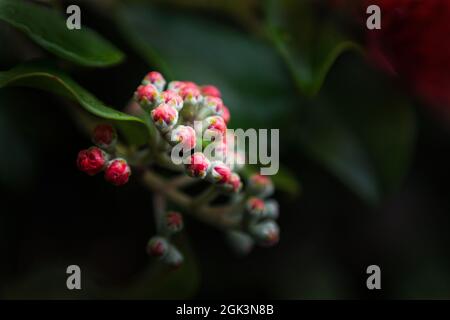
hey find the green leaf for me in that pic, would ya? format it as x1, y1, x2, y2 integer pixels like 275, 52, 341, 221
297, 103, 380, 204
295, 56, 416, 203
265, 0, 362, 97
0, 61, 149, 145
0, 0, 124, 67
241, 165, 301, 196
116, 4, 296, 129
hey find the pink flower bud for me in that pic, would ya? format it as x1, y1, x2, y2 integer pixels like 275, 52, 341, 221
179, 85, 202, 106
77, 147, 107, 176
161, 90, 184, 111
248, 174, 274, 198
151, 103, 179, 131
146, 236, 169, 258
167, 81, 184, 92
246, 197, 265, 217
222, 105, 231, 124
223, 173, 242, 193
250, 220, 279, 247
142, 71, 166, 92
92, 124, 117, 149
165, 211, 183, 233
185, 152, 211, 178
208, 161, 232, 184
202, 96, 224, 115
201, 85, 221, 98
134, 84, 161, 110
169, 125, 196, 150
104, 159, 131, 186
203, 116, 226, 135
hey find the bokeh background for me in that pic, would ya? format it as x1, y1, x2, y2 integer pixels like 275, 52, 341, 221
1, 0, 450, 299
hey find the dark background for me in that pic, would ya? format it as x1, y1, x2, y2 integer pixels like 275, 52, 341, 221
1, 0, 450, 299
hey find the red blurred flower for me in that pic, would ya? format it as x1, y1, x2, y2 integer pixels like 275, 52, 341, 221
365, 0, 450, 110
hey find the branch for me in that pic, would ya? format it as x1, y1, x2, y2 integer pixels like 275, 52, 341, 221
141, 170, 241, 230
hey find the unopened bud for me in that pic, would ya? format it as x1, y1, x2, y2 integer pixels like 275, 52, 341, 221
201, 85, 221, 98
92, 124, 117, 150
161, 90, 184, 111
247, 174, 274, 198
164, 211, 183, 234
146, 236, 170, 258
179, 85, 202, 106
134, 84, 162, 110
262, 200, 279, 220
249, 220, 279, 247
202, 96, 224, 116
207, 161, 232, 184
77, 146, 108, 176
104, 159, 131, 186
169, 125, 196, 150
151, 103, 179, 132
162, 244, 184, 268
142, 71, 166, 92
246, 197, 265, 218
222, 173, 242, 193
185, 152, 211, 179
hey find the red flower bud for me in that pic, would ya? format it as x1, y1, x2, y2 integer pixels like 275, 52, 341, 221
134, 84, 161, 110
204, 116, 227, 135
142, 71, 166, 92
185, 152, 211, 178
104, 159, 131, 186
169, 125, 196, 150
179, 85, 202, 106
151, 103, 179, 131
248, 174, 274, 198
246, 197, 265, 217
202, 96, 224, 115
223, 173, 242, 193
201, 85, 221, 98
161, 90, 184, 111
165, 211, 183, 234
208, 161, 231, 184
146, 236, 169, 258
92, 124, 117, 149
77, 147, 107, 176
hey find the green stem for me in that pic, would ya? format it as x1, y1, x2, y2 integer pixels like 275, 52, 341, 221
141, 170, 240, 230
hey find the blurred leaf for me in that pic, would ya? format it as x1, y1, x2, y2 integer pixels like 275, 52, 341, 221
0, 91, 35, 189
241, 165, 301, 196
0, 61, 149, 145
265, 0, 362, 97
295, 56, 416, 203
0, 0, 124, 67
117, 4, 296, 129
271, 166, 301, 196
297, 102, 379, 204
323, 57, 416, 195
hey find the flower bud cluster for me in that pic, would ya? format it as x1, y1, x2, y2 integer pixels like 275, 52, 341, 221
77, 124, 131, 186
134, 72, 241, 194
